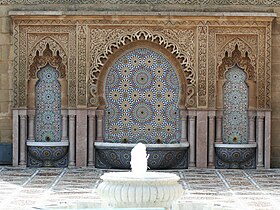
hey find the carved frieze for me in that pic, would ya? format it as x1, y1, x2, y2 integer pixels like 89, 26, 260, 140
197, 25, 208, 107
2, 0, 280, 5
12, 16, 273, 110
89, 27, 196, 108
77, 25, 88, 106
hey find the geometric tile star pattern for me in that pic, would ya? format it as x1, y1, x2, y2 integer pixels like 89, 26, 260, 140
223, 65, 248, 144
105, 48, 181, 144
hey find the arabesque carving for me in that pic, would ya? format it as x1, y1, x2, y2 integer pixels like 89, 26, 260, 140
89, 27, 196, 107
208, 27, 269, 109
12, 17, 272, 110
77, 25, 87, 106
197, 25, 208, 107
29, 39, 67, 79
13, 24, 76, 108
2, 0, 279, 5
218, 44, 255, 81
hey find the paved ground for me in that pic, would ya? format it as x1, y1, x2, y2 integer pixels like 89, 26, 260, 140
0, 167, 280, 210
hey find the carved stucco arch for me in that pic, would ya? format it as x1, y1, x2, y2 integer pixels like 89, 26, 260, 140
97, 40, 187, 110
216, 39, 257, 109
28, 36, 67, 80
27, 37, 68, 108
218, 37, 256, 81
89, 28, 195, 107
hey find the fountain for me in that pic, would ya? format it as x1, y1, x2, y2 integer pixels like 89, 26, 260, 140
97, 143, 184, 209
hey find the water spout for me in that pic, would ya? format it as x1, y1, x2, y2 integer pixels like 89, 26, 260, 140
130, 143, 149, 175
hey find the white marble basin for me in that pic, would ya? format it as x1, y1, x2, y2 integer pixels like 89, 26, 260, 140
98, 172, 183, 208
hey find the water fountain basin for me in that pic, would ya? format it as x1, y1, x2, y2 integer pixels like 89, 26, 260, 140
26, 141, 69, 167
98, 171, 183, 208
215, 143, 257, 169
95, 142, 189, 169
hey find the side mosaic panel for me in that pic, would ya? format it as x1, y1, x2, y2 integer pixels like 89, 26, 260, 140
35, 64, 62, 142
223, 66, 248, 144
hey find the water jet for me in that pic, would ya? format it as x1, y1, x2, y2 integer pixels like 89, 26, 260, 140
97, 143, 183, 209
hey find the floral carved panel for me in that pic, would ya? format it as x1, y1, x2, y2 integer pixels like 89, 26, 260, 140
13, 23, 77, 108
28, 35, 68, 79
208, 26, 271, 109
197, 25, 208, 107
12, 17, 273, 111
89, 27, 196, 108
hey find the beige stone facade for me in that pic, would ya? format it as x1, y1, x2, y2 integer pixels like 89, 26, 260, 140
2, 1, 280, 167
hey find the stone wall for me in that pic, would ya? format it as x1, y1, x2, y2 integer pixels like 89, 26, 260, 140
271, 8, 280, 167
1, 2, 280, 167
0, 6, 12, 144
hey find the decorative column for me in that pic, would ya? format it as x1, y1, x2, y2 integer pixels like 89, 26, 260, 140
68, 113, 76, 167
264, 111, 271, 169
61, 110, 68, 141
19, 111, 27, 166
27, 110, 35, 141
76, 109, 88, 167
88, 110, 96, 166
248, 111, 256, 143
215, 111, 223, 143
96, 110, 104, 142
208, 111, 215, 168
12, 110, 19, 166
196, 110, 208, 168
180, 109, 188, 143
257, 112, 264, 168
188, 111, 196, 167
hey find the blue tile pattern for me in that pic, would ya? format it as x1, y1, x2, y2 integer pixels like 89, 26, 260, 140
27, 146, 68, 167
215, 147, 256, 169
223, 65, 248, 144
35, 64, 62, 142
105, 48, 180, 144
95, 145, 188, 169
29, 64, 68, 167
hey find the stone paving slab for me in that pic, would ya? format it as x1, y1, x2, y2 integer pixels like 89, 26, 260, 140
0, 167, 280, 210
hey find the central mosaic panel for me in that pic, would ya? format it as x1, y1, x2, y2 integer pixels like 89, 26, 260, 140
105, 48, 180, 144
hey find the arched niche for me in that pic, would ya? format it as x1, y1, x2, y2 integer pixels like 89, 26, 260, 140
222, 65, 249, 144
217, 44, 256, 109
97, 40, 187, 110
27, 38, 68, 109
98, 40, 186, 144
35, 64, 62, 142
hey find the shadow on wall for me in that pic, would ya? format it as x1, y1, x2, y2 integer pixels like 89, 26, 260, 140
0, 143, 12, 165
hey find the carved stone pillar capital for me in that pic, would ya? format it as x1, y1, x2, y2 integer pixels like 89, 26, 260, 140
180, 109, 188, 119
69, 115, 76, 120
96, 110, 105, 118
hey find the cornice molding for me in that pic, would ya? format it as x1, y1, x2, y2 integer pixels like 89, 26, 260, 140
1, 0, 280, 6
